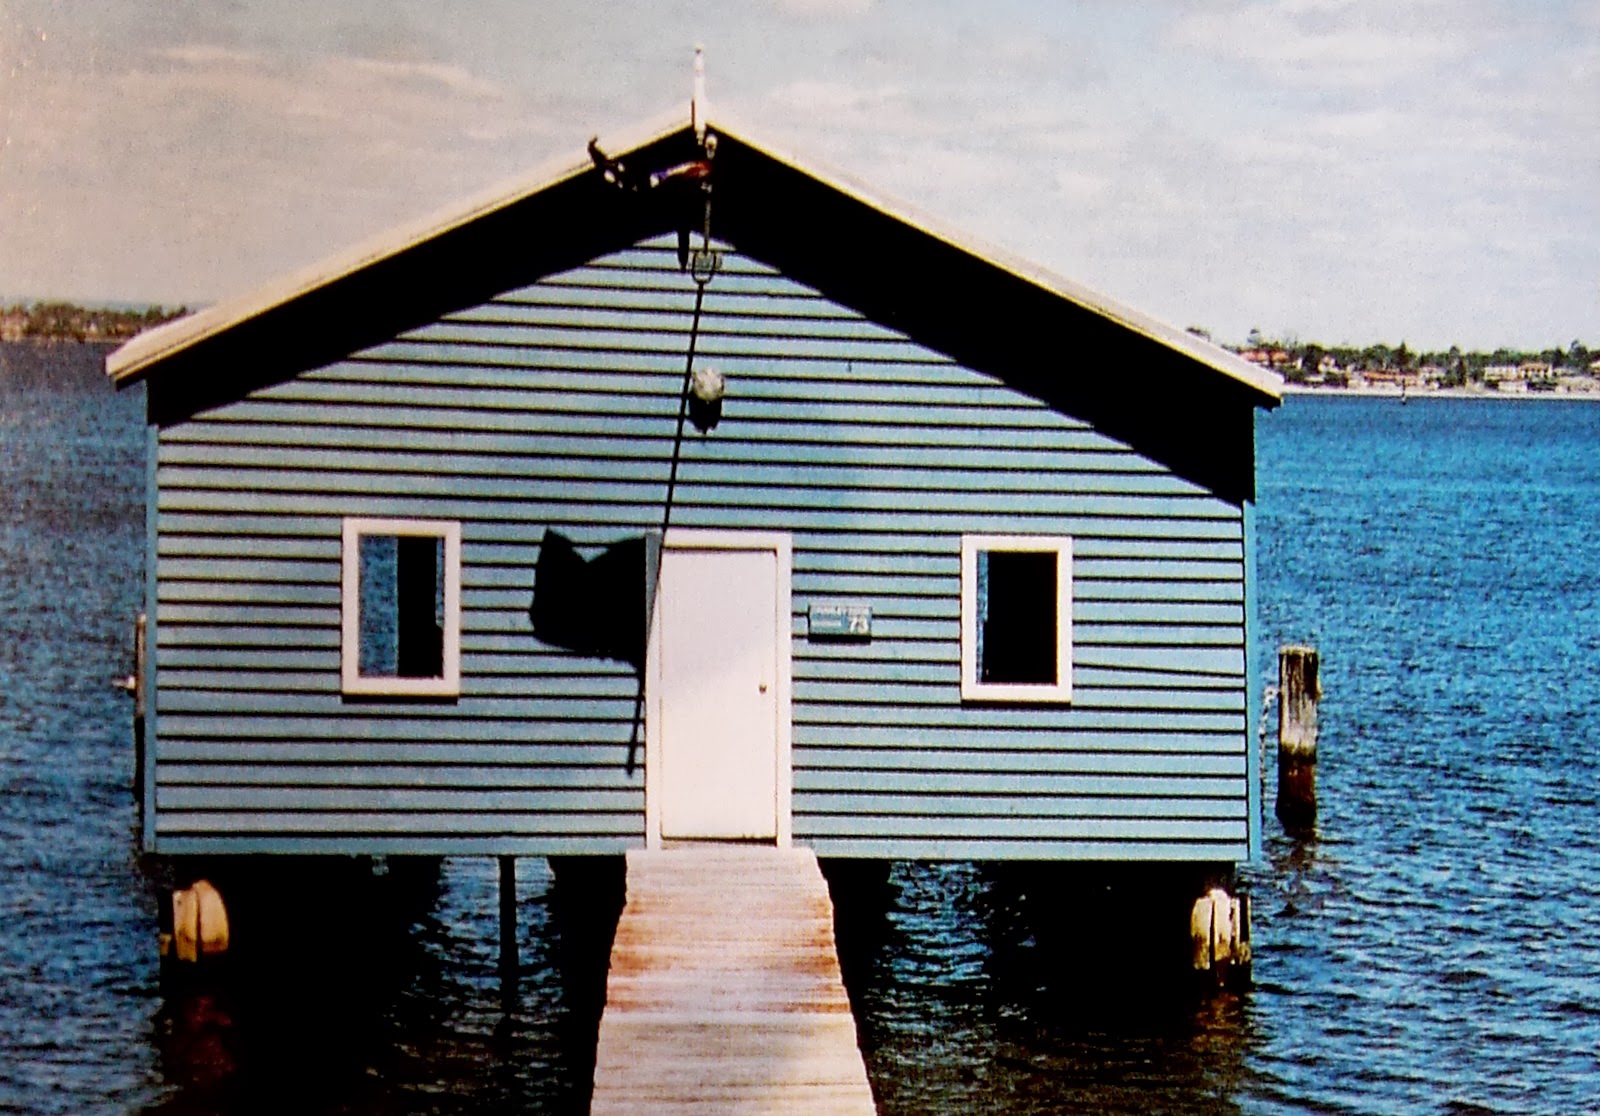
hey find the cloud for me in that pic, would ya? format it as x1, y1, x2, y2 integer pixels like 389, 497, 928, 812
1310, 107, 1408, 140
1052, 169, 1109, 205
0, 40, 553, 303
157, 44, 264, 69
1171, 0, 1473, 89
765, 79, 902, 118
773, 0, 873, 16
345, 57, 505, 100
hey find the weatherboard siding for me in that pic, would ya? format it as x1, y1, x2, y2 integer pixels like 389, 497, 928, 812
149, 236, 1249, 859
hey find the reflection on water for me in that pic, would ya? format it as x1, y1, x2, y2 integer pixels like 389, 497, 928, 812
142, 856, 619, 1115
832, 861, 1256, 1115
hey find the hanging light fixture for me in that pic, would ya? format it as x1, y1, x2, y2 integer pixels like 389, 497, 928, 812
689, 365, 724, 432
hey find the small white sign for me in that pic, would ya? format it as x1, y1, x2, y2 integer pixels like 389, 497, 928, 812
808, 604, 872, 639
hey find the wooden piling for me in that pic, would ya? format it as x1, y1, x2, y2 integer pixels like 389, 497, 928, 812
1276, 644, 1320, 831
121, 612, 147, 801
1190, 887, 1251, 988
165, 879, 230, 963
499, 855, 518, 977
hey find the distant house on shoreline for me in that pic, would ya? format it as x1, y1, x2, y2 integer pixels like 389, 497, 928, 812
1238, 347, 1293, 370
1359, 369, 1420, 388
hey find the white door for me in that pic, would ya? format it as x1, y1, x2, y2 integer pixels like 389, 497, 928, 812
649, 532, 791, 843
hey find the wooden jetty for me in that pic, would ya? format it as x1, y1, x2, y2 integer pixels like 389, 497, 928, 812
590, 847, 876, 1114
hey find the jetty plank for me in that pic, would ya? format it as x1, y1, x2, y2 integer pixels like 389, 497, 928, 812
590, 846, 876, 1114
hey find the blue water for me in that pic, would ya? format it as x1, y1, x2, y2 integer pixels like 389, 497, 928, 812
0, 342, 155, 1111
1, 347, 1597, 1113
1249, 395, 1600, 1112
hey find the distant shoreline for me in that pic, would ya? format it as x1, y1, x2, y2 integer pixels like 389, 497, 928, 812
1280, 381, 1600, 402
5, 336, 1597, 403
0, 336, 118, 347
1, 303, 187, 345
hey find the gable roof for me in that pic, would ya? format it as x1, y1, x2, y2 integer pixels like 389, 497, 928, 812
109, 109, 1278, 396
108, 109, 1281, 499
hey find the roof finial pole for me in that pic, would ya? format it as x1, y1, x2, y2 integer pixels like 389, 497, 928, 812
692, 44, 707, 144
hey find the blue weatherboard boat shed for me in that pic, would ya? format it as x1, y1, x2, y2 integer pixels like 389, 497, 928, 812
108, 110, 1282, 868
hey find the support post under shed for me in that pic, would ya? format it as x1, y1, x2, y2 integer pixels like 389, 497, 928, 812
499, 855, 518, 979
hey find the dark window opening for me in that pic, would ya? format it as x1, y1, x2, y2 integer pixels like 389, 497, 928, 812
977, 549, 1058, 685
359, 534, 445, 679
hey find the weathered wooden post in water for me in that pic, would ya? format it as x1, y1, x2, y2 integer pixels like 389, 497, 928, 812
1277, 645, 1320, 832
115, 612, 146, 800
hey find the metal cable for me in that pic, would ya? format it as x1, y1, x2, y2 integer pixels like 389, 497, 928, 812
627, 268, 710, 776
659, 276, 708, 540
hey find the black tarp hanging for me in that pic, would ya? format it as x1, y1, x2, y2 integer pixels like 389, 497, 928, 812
529, 529, 658, 669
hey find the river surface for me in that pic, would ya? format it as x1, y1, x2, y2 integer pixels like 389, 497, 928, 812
1, 342, 1597, 1113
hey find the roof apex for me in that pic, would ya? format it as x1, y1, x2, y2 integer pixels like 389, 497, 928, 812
107, 106, 1280, 404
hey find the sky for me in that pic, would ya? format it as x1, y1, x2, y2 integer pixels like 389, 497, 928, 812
1, 0, 1595, 351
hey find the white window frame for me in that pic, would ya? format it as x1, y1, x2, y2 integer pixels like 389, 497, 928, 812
960, 533, 1072, 703
341, 517, 462, 698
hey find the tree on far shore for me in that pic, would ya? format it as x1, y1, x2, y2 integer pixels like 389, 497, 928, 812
1, 301, 187, 342
1225, 332, 1592, 385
